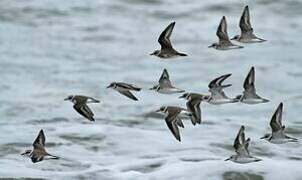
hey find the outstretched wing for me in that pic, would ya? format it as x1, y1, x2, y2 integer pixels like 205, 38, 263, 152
208, 73, 232, 89
186, 99, 201, 125
159, 69, 173, 88
216, 16, 231, 43
158, 22, 175, 50
33, 129, 46, 149
239, 5, 253, 34
242, 66, 259, 98
73, 103, 95, 121
243, 67, 255, 90
270, 103, 283, 132
118, 90, 139, 101
165, 109, 182, 141
117, 82, 141, 91
234, 126, 250, 156
208, 74, 232, 99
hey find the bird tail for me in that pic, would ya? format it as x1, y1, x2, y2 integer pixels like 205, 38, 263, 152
177, 52, 188, 56
46, 153, 60, 160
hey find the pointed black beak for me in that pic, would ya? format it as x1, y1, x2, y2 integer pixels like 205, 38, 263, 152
64, 98, 69, 101
224, 158, 230, 161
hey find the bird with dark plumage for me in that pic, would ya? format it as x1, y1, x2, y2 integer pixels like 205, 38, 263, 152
225, 126, 261, 164
235, 67, 269, 104
150, 22, 187, 58
150, 68, 185, 94
231, 6, 266, 43
155, 106, 192, 142
21, 129, 60, 163
64, 95, 100, 121
209, 16, 243, 50
107, 82, 141, 101
261, 103, 298, 144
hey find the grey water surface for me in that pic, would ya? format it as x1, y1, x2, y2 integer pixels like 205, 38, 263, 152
0, 0, 302, 179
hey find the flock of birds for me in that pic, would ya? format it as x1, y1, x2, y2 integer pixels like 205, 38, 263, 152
20, 5, 298, 165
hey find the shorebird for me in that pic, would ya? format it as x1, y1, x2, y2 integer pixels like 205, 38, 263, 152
261, 103, 298, 144
150, 22, 187, 58
150, 68, 185, 94
231, 6, 266, 43
208, 16, 243, 50
225, 126, 262, 164
235, 67, 269, 104
179, 93, 206, 125
155, 106, 192, 141
21, 129, 59, 163
107, 82, 141, 101
207, 73, 238, 105
64, 95, 100, 121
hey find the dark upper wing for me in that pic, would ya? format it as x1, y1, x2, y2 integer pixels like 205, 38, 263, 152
117, 82, 141, 91
165, 107, 181, 141
244, 138, 251, 155
73, 103, 95, 121
234, 126, 250, 156
165, 109, 181, 141
33, 129, 46, 149
216, 16, 230, 42
270, 103, 283, 132
208, 73, 232, 89
186, 99, 201, 125
159, 69, 173, 88
158, 22, 175, 49
243, 67, 255, 91
234, 126, 245, 152
175, 117, 184, 128
239, 6, 253, 33
118, 90, 138, 101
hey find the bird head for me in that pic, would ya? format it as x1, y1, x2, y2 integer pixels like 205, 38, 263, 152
21, 149, 32, 157
64, 95, 74, 101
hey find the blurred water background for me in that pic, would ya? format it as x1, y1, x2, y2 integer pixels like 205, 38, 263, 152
0, 0, 302, 179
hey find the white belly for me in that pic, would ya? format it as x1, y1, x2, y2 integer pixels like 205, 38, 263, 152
269, 138, 292, 144
208, 98, 236, 105
233, 157, 261, 164
240, 98, 266, 104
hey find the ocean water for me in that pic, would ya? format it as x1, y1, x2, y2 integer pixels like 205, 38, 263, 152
0, 0, 302, 179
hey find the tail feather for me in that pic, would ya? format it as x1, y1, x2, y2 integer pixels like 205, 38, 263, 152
177, 52, 188, 56
46, 153, 60, 160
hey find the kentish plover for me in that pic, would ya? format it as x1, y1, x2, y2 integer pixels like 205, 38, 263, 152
150, 22, 187, 58
209, 16, 243, 50
235, 67, 269, 104
21, 129, 59, 163
231, 6, 266, 43
261, 103, 298, 144
64, 95, 100, 121
150, 69, 185, 94
225, 126, 261, 164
